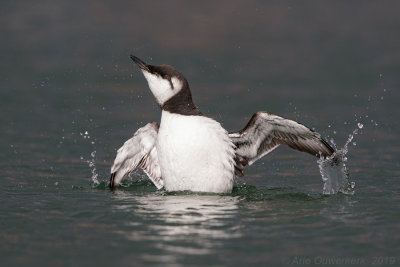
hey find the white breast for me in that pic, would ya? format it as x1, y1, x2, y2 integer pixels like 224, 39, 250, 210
157, 111, 236, 193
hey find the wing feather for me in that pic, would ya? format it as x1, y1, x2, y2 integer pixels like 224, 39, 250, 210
229, 112, 334, 169
109, 122, 163, 189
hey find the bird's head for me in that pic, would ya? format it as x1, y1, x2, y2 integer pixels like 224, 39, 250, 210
130, 55, 189, 107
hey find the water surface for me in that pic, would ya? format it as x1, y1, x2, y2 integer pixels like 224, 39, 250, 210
1, 1, 399, 266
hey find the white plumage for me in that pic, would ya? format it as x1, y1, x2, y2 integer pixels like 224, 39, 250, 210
157, 111, 235, 193
142, 71, 183, 106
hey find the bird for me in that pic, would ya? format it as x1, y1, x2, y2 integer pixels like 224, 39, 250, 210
109, 55, 335, 193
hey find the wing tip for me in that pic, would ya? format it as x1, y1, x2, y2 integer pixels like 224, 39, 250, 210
109, 172, 116, 189
319, 137, 335, 158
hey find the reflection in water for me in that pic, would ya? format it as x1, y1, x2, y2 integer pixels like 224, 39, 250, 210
111, 191, 240, 258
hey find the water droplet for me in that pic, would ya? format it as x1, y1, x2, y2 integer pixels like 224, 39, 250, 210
352, 142, 356, 146
85, 131, 88, 135
357, 123, 364, 129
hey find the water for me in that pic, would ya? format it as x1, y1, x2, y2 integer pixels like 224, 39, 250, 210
319, 148, 353, 195
318, 124, 363, 195
1, 1, 400, 266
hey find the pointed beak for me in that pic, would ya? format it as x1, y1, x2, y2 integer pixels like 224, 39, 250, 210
130, 55, 150, 72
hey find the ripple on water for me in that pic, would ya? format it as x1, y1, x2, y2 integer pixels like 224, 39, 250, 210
232, 184, 326, 202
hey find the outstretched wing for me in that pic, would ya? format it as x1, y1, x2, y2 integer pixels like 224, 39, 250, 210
229, 112, 334, 171
109, 122, 163, 189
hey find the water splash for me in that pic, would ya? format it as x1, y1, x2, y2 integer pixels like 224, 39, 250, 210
318, 124, 362, 195
319, 82, 389, 195
79, 130, 100, 186
87, 150, 100, 186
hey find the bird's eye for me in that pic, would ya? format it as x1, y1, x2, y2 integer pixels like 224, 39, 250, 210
163, 74, 169, 79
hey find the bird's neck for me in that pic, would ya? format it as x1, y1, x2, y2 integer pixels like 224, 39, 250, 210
161, 85, 202, 116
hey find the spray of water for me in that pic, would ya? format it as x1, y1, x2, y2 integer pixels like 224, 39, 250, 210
316, 75, 388, 195
80, 130, 100, 186
317, 125, 362, 195
88, 150, 100, 186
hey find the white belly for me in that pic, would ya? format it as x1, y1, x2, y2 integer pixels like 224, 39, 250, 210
157, 111, 235, 193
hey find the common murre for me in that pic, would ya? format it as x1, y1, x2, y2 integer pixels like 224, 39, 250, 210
109, 55, 334, 193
